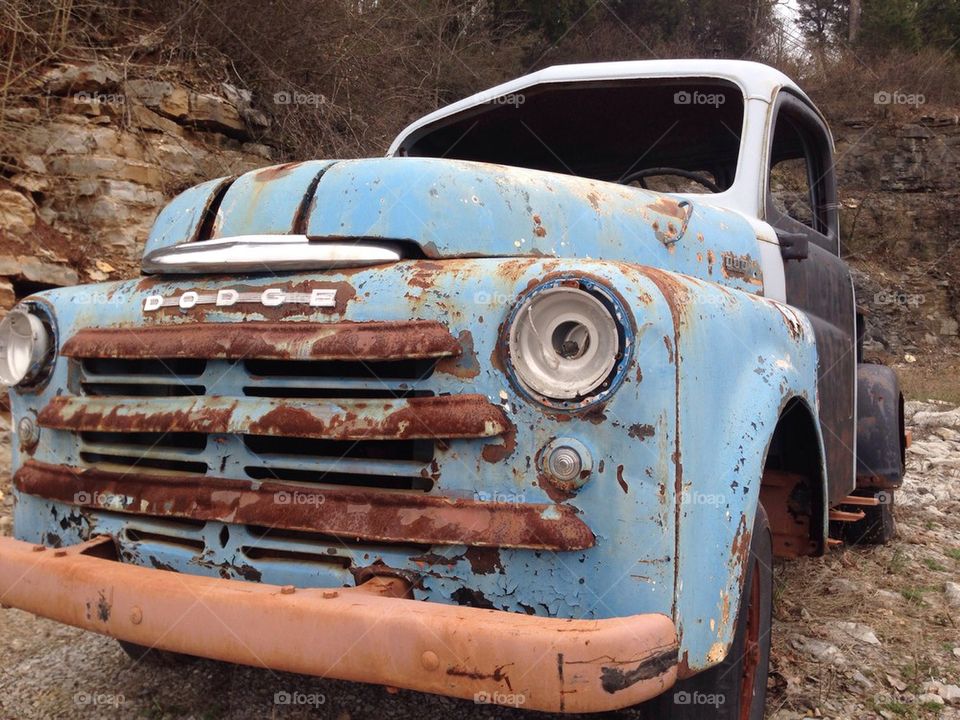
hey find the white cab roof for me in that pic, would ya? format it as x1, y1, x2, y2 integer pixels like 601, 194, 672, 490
389, 59, 814, 155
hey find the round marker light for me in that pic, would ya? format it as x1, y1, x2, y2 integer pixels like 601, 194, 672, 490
0, 309, 53, 386
507, 283, 622, 401
540, 438, 593, 492
17, 414, 40, 450
547, 446, 583, 482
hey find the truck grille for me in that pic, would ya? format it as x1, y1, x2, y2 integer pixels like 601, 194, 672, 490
21, 320, 595, 551
53, 321, 492, 493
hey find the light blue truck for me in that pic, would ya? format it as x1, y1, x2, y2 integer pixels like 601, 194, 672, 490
0, 60, 905, 717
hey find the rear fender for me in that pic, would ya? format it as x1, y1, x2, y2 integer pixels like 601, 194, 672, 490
855, 363, 905, 489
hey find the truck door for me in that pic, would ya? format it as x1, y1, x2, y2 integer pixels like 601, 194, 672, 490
765, 91, 856, 505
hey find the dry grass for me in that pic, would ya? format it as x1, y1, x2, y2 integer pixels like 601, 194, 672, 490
899, 363, 960, 405
769, 498, 960, 718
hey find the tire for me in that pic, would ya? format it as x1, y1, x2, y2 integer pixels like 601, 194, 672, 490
117, 639, 196, 667
645, 505, 773, 720
841, 489, 896, 545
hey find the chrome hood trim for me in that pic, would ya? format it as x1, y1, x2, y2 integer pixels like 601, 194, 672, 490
142, 235, 402, 274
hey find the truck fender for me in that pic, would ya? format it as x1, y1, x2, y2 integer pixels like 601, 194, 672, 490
638, 267, 827, 675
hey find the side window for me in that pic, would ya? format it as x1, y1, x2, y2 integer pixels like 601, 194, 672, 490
770, 155, 814, 228
766, 93, 839, 253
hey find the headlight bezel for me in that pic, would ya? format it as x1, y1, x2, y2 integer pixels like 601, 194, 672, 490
502, 275, 633, 411
0, 302, 57, 390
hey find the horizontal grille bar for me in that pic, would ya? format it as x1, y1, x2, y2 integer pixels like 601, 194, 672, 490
15, 460, 595, 550
62, 321, 461, 361
39, 395, 511, 441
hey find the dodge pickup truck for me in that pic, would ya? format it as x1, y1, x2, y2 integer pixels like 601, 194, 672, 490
0, 60, 906, 718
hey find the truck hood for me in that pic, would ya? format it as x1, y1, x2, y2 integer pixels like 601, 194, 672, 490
144, 157, 765, 291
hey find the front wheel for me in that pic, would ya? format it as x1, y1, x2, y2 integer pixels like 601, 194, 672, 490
646, 504, 773, 719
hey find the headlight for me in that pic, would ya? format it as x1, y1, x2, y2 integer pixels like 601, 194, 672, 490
0, 308, 54, 386
505, 277, 630, 407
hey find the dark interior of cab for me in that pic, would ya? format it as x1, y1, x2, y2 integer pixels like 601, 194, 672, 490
398, 78, 745, 192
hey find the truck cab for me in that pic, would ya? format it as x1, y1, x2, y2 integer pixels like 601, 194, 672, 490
0, 60, 904, 717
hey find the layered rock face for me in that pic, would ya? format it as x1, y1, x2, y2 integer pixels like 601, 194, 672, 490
835, 117, 960, 358
0, 60, 275, 315
0, 61, 957, 359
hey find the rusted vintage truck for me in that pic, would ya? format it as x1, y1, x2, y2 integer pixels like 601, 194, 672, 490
0, 60, 906, 717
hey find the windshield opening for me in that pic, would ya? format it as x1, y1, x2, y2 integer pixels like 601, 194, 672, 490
398, 77, 745, 194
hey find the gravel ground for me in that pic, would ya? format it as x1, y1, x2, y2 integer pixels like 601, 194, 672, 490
1, 402, 959, 719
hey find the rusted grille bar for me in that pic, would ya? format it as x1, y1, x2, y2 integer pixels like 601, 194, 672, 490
15, 460, 595, 551
38, 395, 511, 441
61, 321, 461, 361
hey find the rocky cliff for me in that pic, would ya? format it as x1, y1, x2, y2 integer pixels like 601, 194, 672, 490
0, 57, 274, 309
1, 55, 957, 370
835, 117, 960, 363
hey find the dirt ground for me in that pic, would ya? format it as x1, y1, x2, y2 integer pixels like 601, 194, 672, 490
1, 383, 958, 720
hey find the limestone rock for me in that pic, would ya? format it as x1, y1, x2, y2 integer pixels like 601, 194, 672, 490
791, 636, 846, 665
0, 255, 78, 287
0, 278, 15, 310
832, 621, 881, 646
42, 63, 120, 95
0, 191, 36, 235
945, 581, 960, 609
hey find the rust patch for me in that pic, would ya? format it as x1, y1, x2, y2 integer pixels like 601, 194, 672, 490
38, 396, 238, 436
464, 547, 504, 575
406, 261, 445, 290
253, 161, 304, 181
616, 465, 629, 494
706, 249, 716, 275
649, 196, 686, 221
730, 513, 751, 573
627, 423, 655, 440
532, 214, 547, 237
662, 335, 674, 364
481, 428, 516, 463
16, 460, 596, 551
409, 552, 460, 568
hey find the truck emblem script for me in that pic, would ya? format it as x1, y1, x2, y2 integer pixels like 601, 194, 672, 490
143, 288, 337, 311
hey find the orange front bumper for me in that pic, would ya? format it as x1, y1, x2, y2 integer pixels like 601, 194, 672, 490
0, 536, 678, 713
